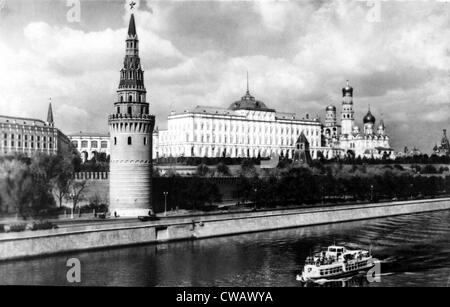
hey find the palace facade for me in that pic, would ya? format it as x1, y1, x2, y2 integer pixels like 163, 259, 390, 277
67, 132, 110, 162
0, 103, 71, 156
157, 82, 323, 160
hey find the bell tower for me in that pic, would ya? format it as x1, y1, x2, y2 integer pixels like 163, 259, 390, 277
108, 13, 155, 217
340, 80, 354, 135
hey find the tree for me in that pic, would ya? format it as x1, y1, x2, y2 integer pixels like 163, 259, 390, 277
216, 162, 230, 176
67, 179, 88, 213
0, 160, 34, 218
49, 158, 74, 208
196, 163, 210, 177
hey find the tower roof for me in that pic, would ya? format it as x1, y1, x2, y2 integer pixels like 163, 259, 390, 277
363, 109, 376, 124
296, 131, 308, 144
47, 100, 54, 124
342, 80, 353, 97
228, 73, 274, 112
128, 13, 137, 37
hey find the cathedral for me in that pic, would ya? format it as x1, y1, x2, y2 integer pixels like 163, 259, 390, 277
433, 129, 450, 156
321, 81, 394, 159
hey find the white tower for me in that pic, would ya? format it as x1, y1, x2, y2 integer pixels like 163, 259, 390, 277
108, 13, 155, 217
340, 80, 354, 135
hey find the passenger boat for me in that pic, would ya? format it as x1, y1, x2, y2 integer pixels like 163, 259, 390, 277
296, 245, 374, 282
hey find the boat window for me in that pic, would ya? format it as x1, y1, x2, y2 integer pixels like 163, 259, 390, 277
329, 248, 336, 252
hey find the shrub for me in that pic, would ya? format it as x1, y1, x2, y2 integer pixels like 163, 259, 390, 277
9, 223, 27, 232
31, 221, 58, 231
421, 164, 437, 174
394, 164, 404, 171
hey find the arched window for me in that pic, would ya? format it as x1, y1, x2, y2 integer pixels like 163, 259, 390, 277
127, 106, 132, 114
120, 96, 123, 102
114, 137, 117, 145
129, 95, 132, 102
117, 107, 120, 114
128, 136, 132, 145
143, 137, 147, 145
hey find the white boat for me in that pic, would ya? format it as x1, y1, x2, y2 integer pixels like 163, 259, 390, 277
296, 245, 374, 282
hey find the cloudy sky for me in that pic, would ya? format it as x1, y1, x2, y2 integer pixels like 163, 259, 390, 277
0, 0, 449, 152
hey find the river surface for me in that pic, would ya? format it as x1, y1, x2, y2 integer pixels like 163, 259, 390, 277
1, 210, 450, 287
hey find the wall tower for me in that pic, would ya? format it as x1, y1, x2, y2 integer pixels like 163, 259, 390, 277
108, 13, 155, 217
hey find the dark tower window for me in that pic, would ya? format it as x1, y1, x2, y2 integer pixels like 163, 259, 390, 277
144, 137, 147, 145
128, 136, 132, 145
129, 95, 132, 102
127, 106, 132, 114
120, 96, 123, 102
117, 107, 120, 114
114, 137, 117, 145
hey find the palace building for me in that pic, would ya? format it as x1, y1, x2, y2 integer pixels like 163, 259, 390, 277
67, 132, 110, 162
157, 77, 323, 160
0, 103, 71, 156
107, 13, 155, 217
321, 81, 394, 159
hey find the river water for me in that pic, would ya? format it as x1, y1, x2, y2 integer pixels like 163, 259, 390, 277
1, 210, 449, 287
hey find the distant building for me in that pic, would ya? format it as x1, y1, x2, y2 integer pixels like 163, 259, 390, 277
322, 81, 394, 159
67, 132, 110, 162
157, 75, 323, 160
0, 103, 71, 156
433, 129, 450, 156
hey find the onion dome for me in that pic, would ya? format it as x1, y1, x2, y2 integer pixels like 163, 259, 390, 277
342, 80, 353, 97
326, 105, 336, 111
363, 109, 376, 124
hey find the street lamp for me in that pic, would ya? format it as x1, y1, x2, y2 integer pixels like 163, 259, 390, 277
370, 185, 374, 202
69, 192, 75, 219
163, 191, 168, 217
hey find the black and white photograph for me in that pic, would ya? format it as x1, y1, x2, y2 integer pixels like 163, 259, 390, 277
0, 0, 449, 295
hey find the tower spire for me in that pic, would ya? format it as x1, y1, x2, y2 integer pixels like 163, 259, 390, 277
128, 13, 137, 37
47, 98, 54, 125
246, 70, 250, 95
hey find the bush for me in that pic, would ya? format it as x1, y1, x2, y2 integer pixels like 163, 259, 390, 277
31, 221, 58, 231
9, 223, 27, 232
421, 165, 438, 174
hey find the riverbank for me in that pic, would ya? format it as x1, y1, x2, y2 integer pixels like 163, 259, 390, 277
1, 197, 450, 261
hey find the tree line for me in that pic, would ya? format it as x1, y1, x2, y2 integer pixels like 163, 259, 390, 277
0, 154, 89, 219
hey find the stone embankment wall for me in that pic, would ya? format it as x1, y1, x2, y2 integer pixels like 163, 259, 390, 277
1, 198, 450, 261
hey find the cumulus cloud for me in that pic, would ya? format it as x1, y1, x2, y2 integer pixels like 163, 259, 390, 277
1, 0, 449, 152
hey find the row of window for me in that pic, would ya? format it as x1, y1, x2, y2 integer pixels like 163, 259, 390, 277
182, 123, 321, 136
160, 134, 320, 147
116, 105, 148, 114
320, 266, 343, 276
1, 140, 53, 149
113, 136, 148, 146
346, 261, 368, 271
2, 133, 53, 142
72, 140, 108, 149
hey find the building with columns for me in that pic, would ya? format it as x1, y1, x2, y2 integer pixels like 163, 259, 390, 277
108, 13, 155, 217
321, 81, 393, 159
0, 103, 71, 156
157, 81, 323, 160
67, 132, 110, 162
